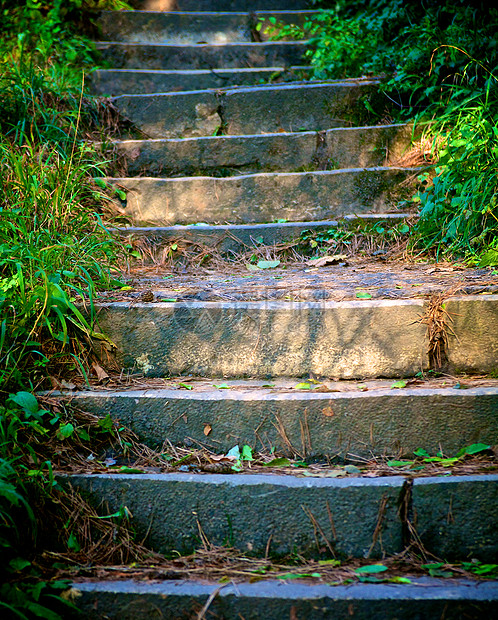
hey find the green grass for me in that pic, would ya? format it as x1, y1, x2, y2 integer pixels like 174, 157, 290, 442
0, 2, 132, 616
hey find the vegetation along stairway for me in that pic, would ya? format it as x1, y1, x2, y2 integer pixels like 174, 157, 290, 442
62, 0, 498, 617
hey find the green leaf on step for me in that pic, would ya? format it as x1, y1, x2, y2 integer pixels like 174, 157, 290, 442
389, 576, 412, 583
356, 291, 372, 299
116, 466, 144, 474
355, 564, 388, 574
246, 263, 260, 271
387, 460, 415, 467
456, 442, 490, 457
257, 260, 280, 269
318, 559, 341, 567
120, 285, 133, 291
262, 457, 292, 467
413, 448, 430, 457
213, 383, 230, 389
262, 383, 275, 388
178, 383, 193, 390
391, 380, 407, 389
276, 573, 321, 580
242, 445, 253, 461
162, 298, 178, 302
295, 382, 314, 389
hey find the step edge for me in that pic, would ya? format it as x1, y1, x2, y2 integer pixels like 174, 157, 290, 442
99, 122, 410, 144
51, 385, 498, 400
72, 577, 498, 600
61, 471, 498, 487
106, 166, 421, 183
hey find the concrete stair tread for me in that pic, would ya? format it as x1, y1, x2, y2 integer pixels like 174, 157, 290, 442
131, 0, 311, 10
70, 577, 498, 620
92, 293, 498, 379
61, 378, 498, 458
102, 123, 413, 175
109, 167, 419, 225
113, 215, 414, 252
96, 9, 321, 46
90, 66, 312, 95
108, 79, 384, 138
99, 261, 497, 303
64, 472, 498, 560
96, 39, 309, 70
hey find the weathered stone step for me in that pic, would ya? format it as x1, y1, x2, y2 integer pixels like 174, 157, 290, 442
65, 381, 498, 459
71, 578, 498, 620
96, 10, 319, 45
111, 80, 381, 138
105, 124, 412, 176
93, 295, 498, 379
65, 472, 498, 560
108, 167, 416, 226
114, 214, 412, 254
96, 40, 308, 71
89, 66, 309, 95
129, 0, 310, 11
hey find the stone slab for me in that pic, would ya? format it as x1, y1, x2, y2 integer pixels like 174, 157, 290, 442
71, 578, 498, 620
130, 1, 310, 11
445, 296, 498, 375
65, 385, 498, 458
413, 475, 498, 562
108, 167, 416, 226
105, 124, 412, 176
89, 66, 308, 96
111, 80, 381, 138
65, 472, 405, 558
113, 214, 411, 253
94, 298, 428, 378
96, 40, 308, 71
222, 80, 383, 135
96, 10, 319, 45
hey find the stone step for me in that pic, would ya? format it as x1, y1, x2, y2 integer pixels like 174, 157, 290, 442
89, 66, 309, 95
93, 295, 498, 379
64, 380, 498, 459
129, 0, 310, 10
96, 10, 319, 45
96, 39, 308, 71
104, 124, 412, 176
71, 578, 498, 620
110, 79, 382, 138
107, 167, 416, 226
64, 472, 498, 560
114, 214, 413, 254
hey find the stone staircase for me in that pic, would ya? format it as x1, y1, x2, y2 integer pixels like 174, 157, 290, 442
65, 0, 498, 616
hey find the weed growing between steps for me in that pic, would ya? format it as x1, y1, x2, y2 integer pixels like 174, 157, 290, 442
265, 1, 498, 262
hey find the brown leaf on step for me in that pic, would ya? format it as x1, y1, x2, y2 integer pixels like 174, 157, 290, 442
92, 362, 110, 384
203, 424, 212, 436
209, 454, 237, 463
307, 254, 348, 268
322, 406, 334, 417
